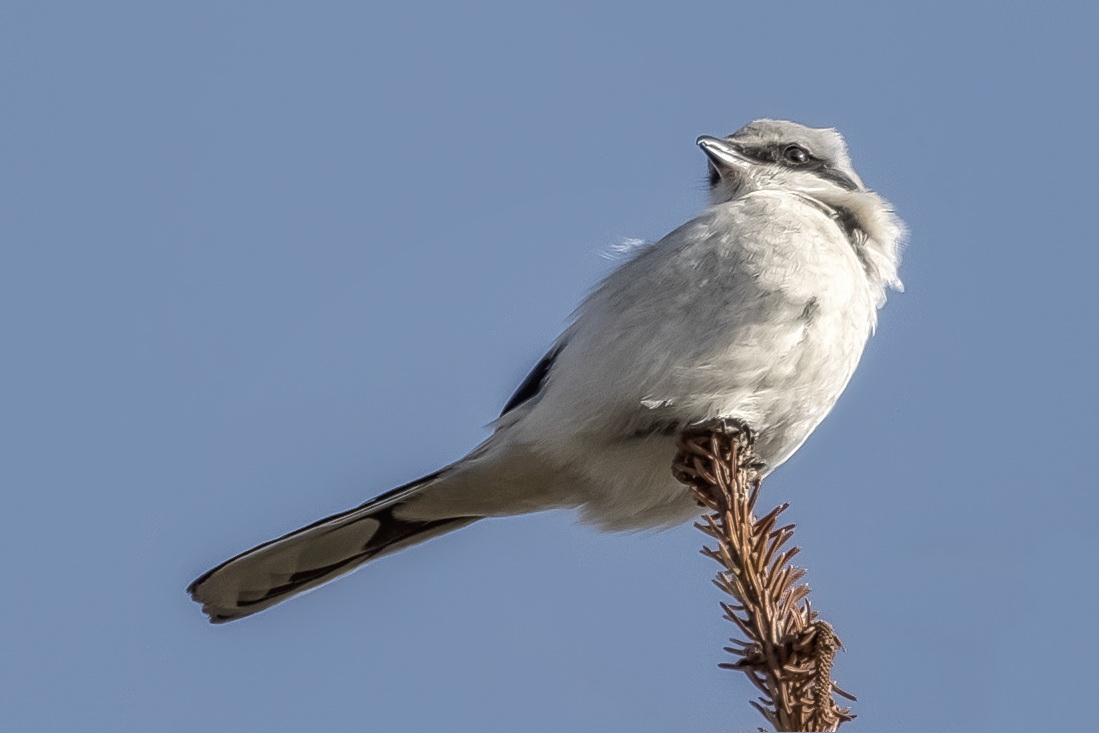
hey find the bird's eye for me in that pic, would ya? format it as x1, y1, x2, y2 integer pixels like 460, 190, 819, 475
783, 145, 810, 165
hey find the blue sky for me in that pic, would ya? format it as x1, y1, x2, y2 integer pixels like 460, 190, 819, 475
2, 2, 1097, 731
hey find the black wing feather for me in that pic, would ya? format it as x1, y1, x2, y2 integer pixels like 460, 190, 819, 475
500, 345, 562, 416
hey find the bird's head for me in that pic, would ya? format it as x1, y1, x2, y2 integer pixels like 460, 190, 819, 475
698, 119, 863, 203
698, 119, 905, 303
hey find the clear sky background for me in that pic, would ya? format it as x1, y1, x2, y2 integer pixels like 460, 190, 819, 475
3, 2, 1097, 731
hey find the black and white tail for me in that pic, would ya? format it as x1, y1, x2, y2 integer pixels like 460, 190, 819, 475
187, 473, 479, 623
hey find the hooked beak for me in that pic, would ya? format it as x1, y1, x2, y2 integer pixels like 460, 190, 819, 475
697, 135, 750, 179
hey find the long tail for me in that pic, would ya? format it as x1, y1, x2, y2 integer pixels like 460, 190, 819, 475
187, 472, 479, 623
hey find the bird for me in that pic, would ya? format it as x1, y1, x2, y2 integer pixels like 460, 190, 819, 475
188, 119, 905, 623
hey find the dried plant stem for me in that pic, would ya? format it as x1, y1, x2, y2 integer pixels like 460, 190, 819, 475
672, 420, 854, 732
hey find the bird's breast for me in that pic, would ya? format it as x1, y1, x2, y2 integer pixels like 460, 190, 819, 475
513, 193, 878, 519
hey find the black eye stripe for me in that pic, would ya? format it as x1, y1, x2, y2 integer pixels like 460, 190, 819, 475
815, 167, 860, 191
707, 141, 861, 191
747, 145, 778, 163
767, 143, 861, 190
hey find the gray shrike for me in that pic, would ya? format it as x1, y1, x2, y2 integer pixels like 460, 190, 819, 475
189, 119, 905, 623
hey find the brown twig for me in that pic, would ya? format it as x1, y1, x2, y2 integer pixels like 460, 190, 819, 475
673, 420, 854, 732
